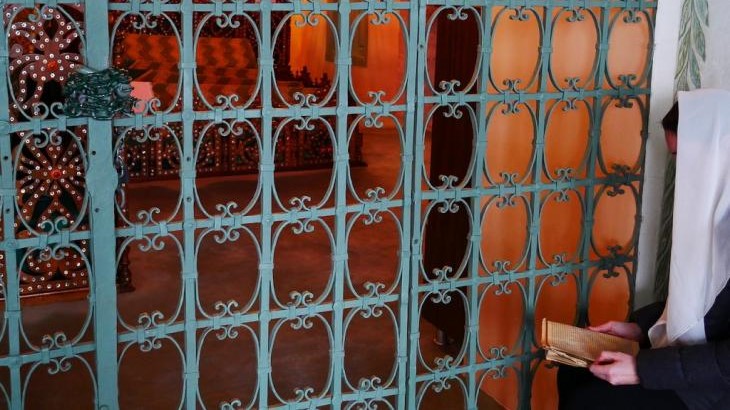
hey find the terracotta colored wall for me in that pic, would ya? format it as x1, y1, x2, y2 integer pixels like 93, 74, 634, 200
290, 6, 651, 409
479, 7, 651, 410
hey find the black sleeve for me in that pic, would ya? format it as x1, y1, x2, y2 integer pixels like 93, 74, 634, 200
636, 339, 730, 390
629, 301, 665, 347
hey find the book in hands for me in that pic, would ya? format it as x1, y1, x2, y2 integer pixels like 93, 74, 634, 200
540, 319, 640, 368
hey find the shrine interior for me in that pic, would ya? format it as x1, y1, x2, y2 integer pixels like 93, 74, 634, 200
0, 2, 657, 409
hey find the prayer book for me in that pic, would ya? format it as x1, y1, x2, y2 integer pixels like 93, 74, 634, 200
540, 319, 640, 368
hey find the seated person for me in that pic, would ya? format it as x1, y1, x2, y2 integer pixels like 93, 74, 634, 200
558, 89, 730, 410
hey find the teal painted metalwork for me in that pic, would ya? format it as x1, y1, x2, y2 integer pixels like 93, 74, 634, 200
408, 3, 655, 410
0, 9, 20, 410
0, 1, 657, 409
85, 3, 120, 409
258, 2, 274, 408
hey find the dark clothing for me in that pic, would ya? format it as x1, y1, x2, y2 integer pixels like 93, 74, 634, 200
558, 365, 686, 410
560, 282, 730, 410
633, 280, 730, 409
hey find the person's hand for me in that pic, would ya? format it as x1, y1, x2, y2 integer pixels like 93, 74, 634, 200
589, 351, 640, 385
589, 321, 642, 342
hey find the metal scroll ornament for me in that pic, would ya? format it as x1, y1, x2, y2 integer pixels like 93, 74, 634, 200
63, 67, 137, 120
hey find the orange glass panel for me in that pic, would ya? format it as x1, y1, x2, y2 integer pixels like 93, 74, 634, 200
549, 8, 599, 91
531, 360, 559, 410
479, 282, 525, 354
544, 100, 591, 180
600, 100, 644, 173
481, 197, 530, 272
593, 186, 638, 255
490, 7, 542, 92
607, 10, 652, 87
540, 191, 583, 266
484, 104, 535, 185
479, 367, 520, 410
534, 275, 579, 333
589, 268, 632, 325
479, 5, 650, 407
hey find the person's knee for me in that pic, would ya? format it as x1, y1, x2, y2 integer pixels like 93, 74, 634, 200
558, 383, 600, 410
557, 366, 597, 410
557, 365, 591, 392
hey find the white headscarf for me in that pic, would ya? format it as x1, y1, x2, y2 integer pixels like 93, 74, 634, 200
649, 88, 730, 348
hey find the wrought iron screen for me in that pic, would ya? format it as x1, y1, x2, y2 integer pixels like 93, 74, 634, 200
0, 1, 655, 409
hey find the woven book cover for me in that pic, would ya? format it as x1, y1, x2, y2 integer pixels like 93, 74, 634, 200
540, 319, 640, 368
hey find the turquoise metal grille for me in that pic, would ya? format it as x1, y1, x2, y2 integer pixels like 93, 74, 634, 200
0, 1, 656, 409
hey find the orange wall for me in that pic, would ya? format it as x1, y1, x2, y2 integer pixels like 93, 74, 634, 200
291, 6, 650, 409
479, 7, 651, 410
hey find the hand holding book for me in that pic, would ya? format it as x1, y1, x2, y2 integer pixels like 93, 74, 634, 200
541, 319, 641, 385
588, 321, 643, 342
589, 351, 640, 385
540, 319, 639, 368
